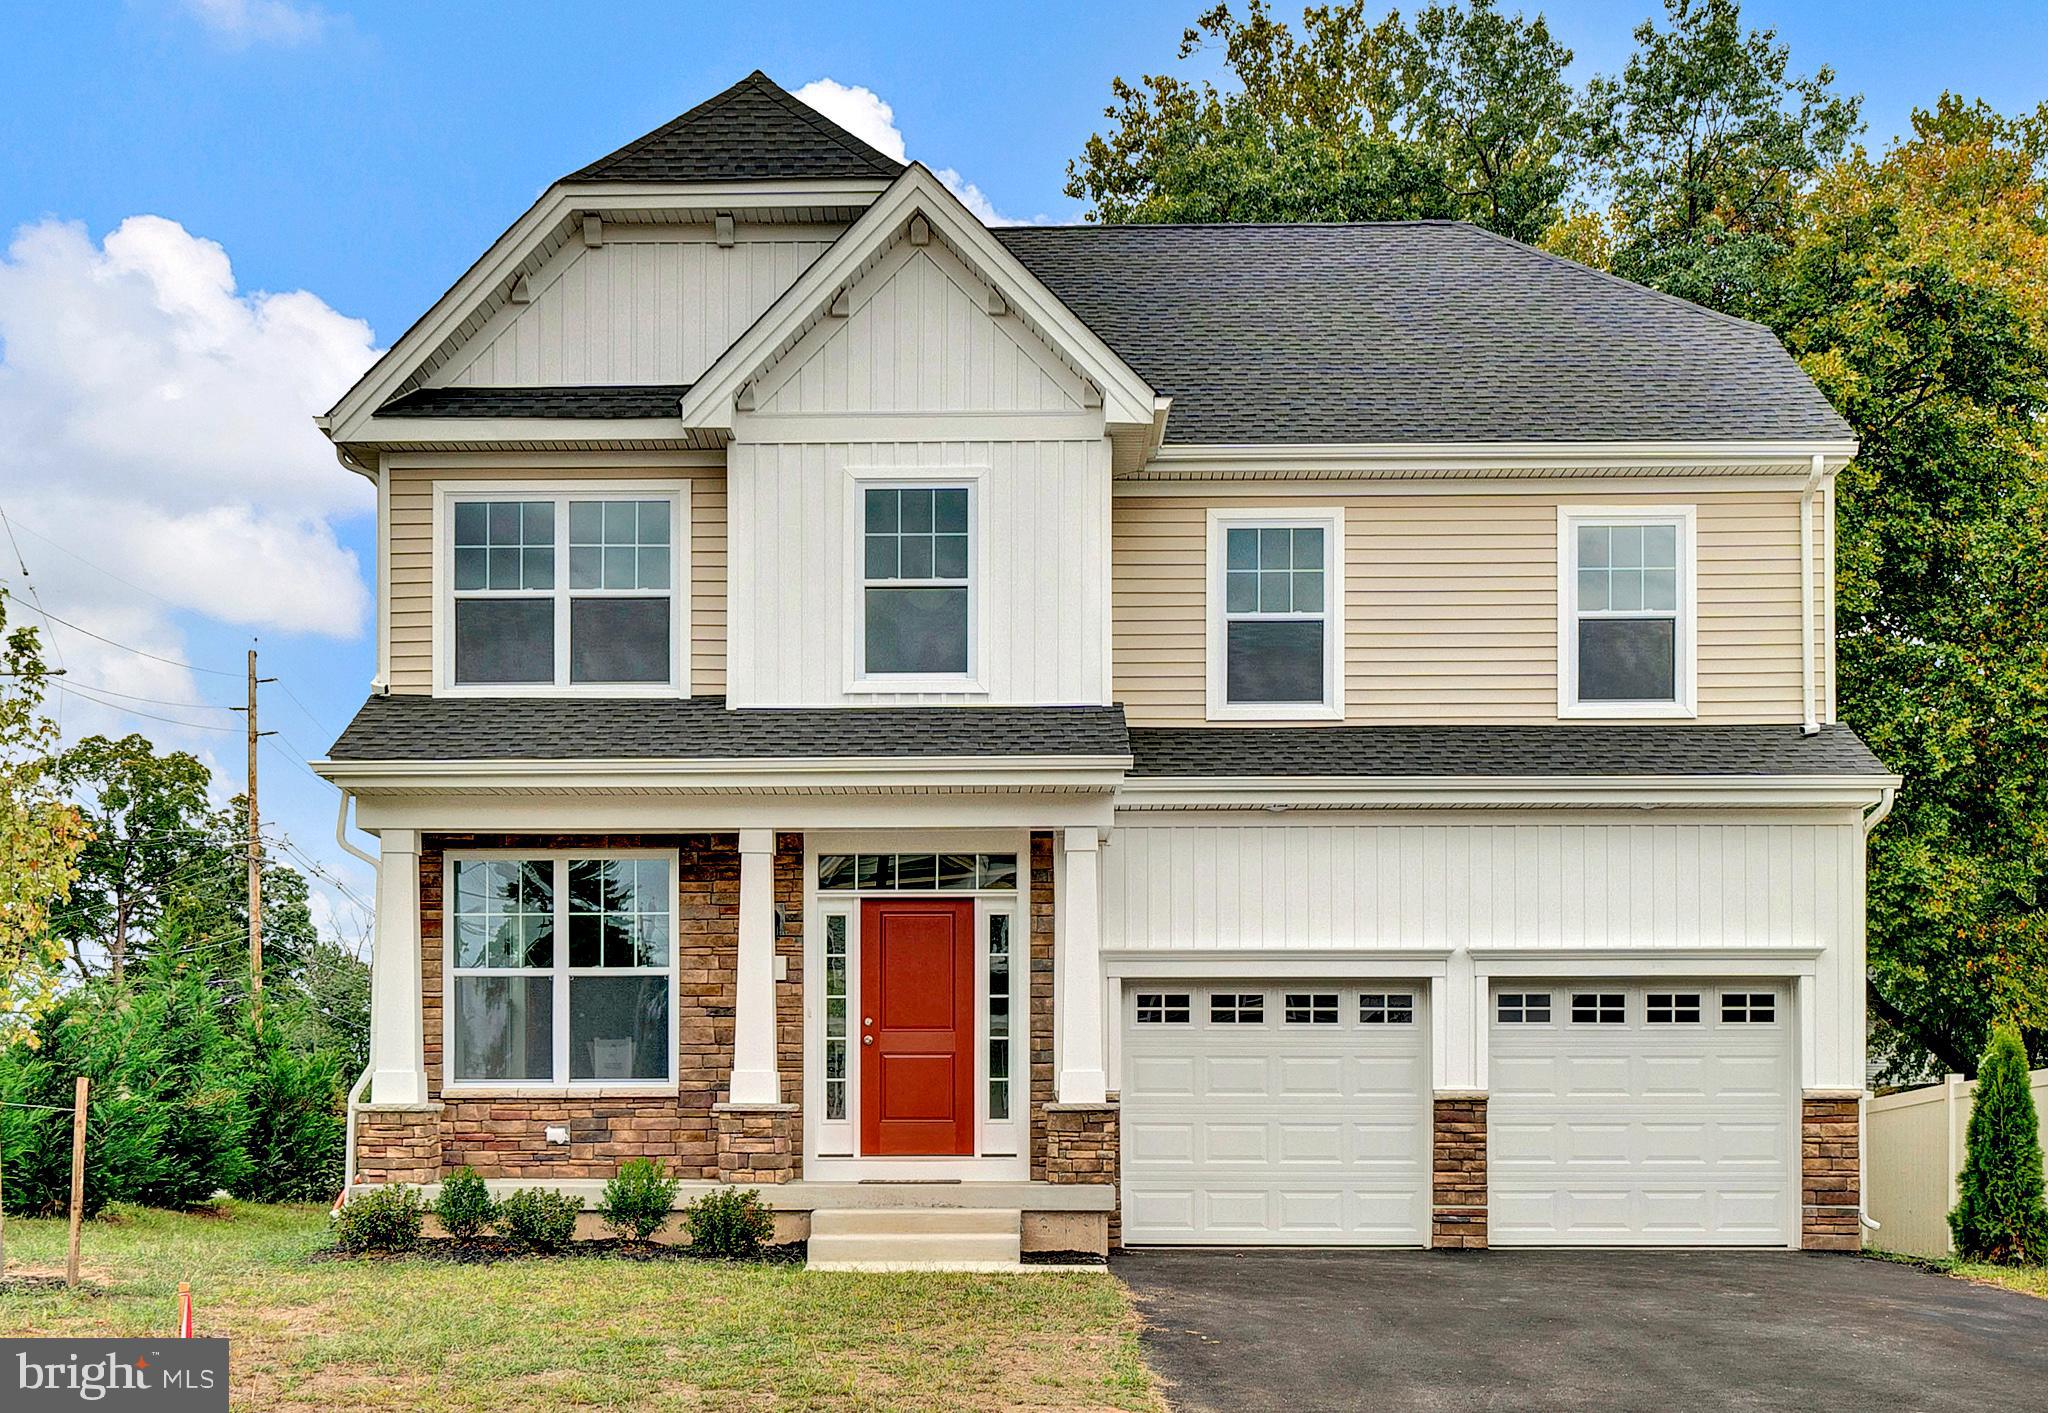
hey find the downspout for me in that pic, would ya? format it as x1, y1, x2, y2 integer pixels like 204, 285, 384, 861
1858, 784, 1898, 1233
1800, 453, 1824, 736
332, 788, 380, 1209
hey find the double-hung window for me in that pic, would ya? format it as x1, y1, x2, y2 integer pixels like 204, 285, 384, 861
1208, 508, 1343, 719
1560, 507, 1694, 717
447, 853, 676, 1088
860, 484, 974, 682
445, 485, 685, 692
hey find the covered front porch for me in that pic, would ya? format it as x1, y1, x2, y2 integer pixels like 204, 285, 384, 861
334, 761, 1125, 1252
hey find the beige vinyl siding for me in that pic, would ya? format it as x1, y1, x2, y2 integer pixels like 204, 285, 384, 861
384, 464, 726, 695
1114, 489, 1828, 725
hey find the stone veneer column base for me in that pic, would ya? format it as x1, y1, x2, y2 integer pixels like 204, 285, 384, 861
1046, 1101, 1120, 1248
714, 1103, 801, 1184
1802, 1091, 1863, 1251
354, 1103, 443, 1187
1432, 1092, 1488, 1249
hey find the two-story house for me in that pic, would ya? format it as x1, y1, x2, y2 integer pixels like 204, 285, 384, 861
317, 71, 1899, 1262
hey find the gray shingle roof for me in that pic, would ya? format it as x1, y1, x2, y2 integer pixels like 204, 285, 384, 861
568, 71, 905, 185
1127, 723, 1889, 778
377, 385, 688, 419
994, 222, 1852, 446
327, 696, 1130, 762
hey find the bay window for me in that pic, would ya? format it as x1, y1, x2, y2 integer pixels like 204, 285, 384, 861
443, 484, 685, 693
447, 852, 675, 1088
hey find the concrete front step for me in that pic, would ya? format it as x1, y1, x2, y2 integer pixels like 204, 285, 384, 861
807, 1208, 1023, 1270
811, 1207, 1019, 1236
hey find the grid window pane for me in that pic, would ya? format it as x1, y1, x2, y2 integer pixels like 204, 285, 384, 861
988, 914, 1012, 1121
1226, 527, 1259, 570
824, 914, 849, 1121
455, 500, 555, 589
1210, 992, 1265, 1024
1498, 992, 1552, 1024
1648, 992, 1702, 1023
1223, 523, 1329, 706
1360, 992, 1415, 1024
1137, 993, 1190, 1024
1571, 992, 1626, 1024
1284, 992, 1338, 1024
567, 858, 670, 969
1573, 519, 1682, 705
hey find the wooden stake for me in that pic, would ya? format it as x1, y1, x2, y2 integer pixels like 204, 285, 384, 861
247, 648, 263, 1036
66, 1075, 87, 1289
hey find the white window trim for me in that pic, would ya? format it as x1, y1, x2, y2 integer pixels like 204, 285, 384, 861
1557, 503, 1698, 720
432, 479, 690, 698
1205, 505, 1346, 721
844, 467, 989, 695
442, 848, 680, 1096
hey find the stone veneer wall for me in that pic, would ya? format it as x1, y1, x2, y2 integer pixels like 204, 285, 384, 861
1432, 1094, 1489, 1248
1802, 1093, 1863, 1251
356, 832, 804, 1186
1046, 1102, 1120, 1247
1028, 831, 1056, 1181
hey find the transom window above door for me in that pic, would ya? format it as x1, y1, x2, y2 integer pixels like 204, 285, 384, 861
1207, 509, 1343, 720
1560, 508, 1695, 717
816, 852, 1018, 892
444, 488, 683, 693
861, 484, 974, 682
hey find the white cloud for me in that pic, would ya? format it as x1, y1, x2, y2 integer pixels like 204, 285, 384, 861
792, 78, 1043, 226
0, 215, 377, 692
179, 0, 331, 46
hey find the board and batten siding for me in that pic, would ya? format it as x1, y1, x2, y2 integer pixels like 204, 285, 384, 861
433, 230, 837, 388
726, 438, 1110, 705
383, 464, 726, 695
1114, 489, 1830, 725
1103, 812, 1867, 1086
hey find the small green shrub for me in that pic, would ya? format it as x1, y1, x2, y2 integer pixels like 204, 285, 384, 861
600, 1158, 680, 1242
680, 1186, 775, 1259
498, 1187, 583, 1250
435, 1166, 498, 1240
335, 1185, 425, 1253
1950, 1023, 2048, 1264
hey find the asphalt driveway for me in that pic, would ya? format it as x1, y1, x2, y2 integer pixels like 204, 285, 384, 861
1114, 1249, 2048, 1412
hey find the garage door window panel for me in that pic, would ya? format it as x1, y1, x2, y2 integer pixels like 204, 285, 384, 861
1498, 992, 1553, 1024
1210, 993, 1265, 1024
1648, 992, 1702, 1024
1360, 993, 1414, 1024
1137, 992, 1190, 1025
1722, 992, 1778, 1023
1572, 992, 1626, 1024
1284, 992, 1339, 1025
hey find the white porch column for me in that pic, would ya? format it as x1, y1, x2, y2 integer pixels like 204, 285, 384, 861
729, 828, 781, 1105
368, 829, 426, 1105
1057, 827, 1108, 1104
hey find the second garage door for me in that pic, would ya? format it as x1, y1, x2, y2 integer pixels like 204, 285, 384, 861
1121, 983, 1430, 1245
1488, 981, 1797, 1246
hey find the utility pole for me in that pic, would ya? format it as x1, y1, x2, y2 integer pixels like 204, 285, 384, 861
247, 648, 263, 1035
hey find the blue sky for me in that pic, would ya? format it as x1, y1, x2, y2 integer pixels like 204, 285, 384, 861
0, 0, 2041, 947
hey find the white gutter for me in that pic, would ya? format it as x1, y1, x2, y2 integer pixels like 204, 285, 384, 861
1858, 781, 1898, 1232
332, 789, 379, 1209
314, 753, 1134, 795
1862, 784, 1897, 835
1801, 453, 1825, 735
1116, 772, 1902, 812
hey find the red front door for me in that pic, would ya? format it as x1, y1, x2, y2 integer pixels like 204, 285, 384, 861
860, 898, 976, 1156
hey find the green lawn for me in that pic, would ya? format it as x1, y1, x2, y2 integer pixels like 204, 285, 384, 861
0, 1204, 1159, 1412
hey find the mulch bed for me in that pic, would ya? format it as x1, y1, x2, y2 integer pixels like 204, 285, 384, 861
1020, 1249, 1108, 1267
309, 1238, 807, 1266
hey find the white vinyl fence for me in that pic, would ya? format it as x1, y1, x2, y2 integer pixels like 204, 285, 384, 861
1866, 1069, 2048, 1258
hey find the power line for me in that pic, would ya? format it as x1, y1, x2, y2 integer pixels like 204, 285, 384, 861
12, 600, 238, 677
54, 680, 241, 734
47, 675, 237, 713
272, 678, 338, 740
1, 517, 189, 616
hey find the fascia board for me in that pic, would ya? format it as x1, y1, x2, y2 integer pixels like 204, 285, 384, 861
1141, 440, 1861, 476
677, 164, 1157, 432
347, 415, 691, 446
1114, 773, 1901, 810
314, 754, 1133, 794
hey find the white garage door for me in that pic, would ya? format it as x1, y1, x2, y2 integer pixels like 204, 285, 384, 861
1489, 982, 1796, 1246
1121, 983, 1430, 1245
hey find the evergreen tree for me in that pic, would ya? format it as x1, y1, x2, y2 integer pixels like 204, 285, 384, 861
1950, 1023, 2048, 1263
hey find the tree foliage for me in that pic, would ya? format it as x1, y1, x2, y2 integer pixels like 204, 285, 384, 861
1776, 98, 2048, 1076
1066, 0, 1578, 241
0, 588, 89, 1043
1566, 0, 1861, 319
1950, 1023, 2048, 1263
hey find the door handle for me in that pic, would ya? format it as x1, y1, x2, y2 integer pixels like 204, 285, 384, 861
864, 1016, 873, 1027
863, 1035, 874, 1046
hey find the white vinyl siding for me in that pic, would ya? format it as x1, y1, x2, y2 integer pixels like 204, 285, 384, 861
1113, 490, 1827, 725
436, 228, 838, 388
